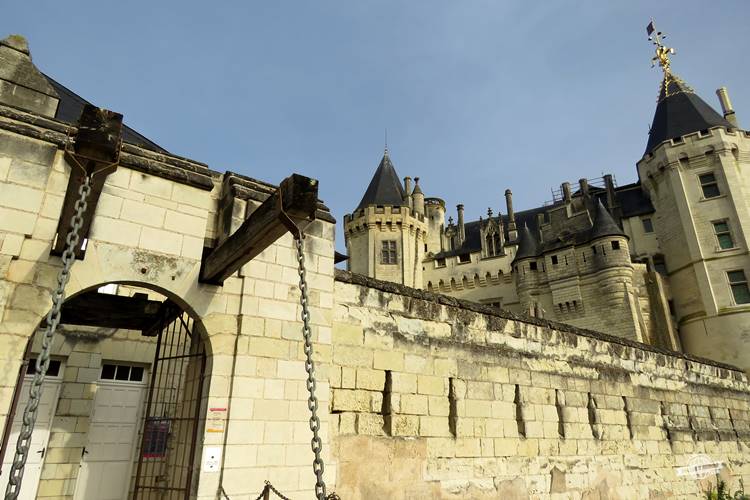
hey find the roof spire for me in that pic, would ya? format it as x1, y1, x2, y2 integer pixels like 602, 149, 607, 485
384, 128, 388, 156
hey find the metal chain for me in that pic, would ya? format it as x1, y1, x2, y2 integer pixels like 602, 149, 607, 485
294, 236, 328, 500
4, 177, 92, 500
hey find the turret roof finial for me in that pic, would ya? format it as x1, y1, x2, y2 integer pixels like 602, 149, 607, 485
647, 20, 675, 77
384, 128, 388, 156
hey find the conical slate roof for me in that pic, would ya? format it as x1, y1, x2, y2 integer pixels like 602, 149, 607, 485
513, 224, 540, 261
645, 74, 733, 154
589, 200, 625, 241
356, 149, 406, 210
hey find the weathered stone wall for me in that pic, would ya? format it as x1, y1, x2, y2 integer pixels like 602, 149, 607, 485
330, 270, 750, 499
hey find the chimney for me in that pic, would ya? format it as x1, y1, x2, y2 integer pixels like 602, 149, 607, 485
603, 175, 616, 208
404, 176, 413, 210
505, 189, 517, 241
716, 87, 739, 127
578, 178, 589, 199
504, 189, 516, 228
456, 204, 466, 244
412, 177, 425, 215
561, 182, 572, 203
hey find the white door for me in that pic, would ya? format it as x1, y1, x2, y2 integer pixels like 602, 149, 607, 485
1, 377, 61, 500
74, 381, 145, 500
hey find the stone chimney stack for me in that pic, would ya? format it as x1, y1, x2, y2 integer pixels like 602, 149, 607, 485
603, 175, 616, 208
456, 204, 466, 244
412, 177, 425, 215
716, 87, 738, 127
578, 178, 589, 199
0, 35, 59, 117
403, 176, 413, 210
505, 189, 517, 241
561, 182, 572, 203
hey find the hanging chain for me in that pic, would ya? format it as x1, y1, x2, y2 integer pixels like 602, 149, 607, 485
4, 177, 92, 500
294, 236, 329, 500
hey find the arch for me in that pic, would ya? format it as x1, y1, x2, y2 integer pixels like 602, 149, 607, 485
3, 279, 211, 500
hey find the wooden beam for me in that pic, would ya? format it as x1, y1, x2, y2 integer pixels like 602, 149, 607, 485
51, 105, 122, 258
200, 174, 318, 285
58, 291, 162, 331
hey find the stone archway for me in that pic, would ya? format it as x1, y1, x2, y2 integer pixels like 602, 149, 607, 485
1, 281, 211, 500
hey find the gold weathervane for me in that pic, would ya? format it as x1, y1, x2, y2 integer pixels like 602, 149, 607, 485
647, 20, 675, 75
647, 20, 689, 101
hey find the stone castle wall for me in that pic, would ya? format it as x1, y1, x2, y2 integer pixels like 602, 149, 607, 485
329, 270, 750, 499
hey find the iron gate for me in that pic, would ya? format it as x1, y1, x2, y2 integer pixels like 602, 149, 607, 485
134, 307, 206, 500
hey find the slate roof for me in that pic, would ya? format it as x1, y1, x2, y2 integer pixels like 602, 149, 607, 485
513, 224, 540, 261
43, 73, 168, 154
645, 74, 734, 154
356, 150, 406, 210
590, 200, 626, 240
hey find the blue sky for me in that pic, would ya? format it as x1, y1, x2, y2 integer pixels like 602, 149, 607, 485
3, 2, 749, 252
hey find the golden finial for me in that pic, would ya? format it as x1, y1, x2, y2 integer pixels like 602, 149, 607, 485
647, 20, 675, 76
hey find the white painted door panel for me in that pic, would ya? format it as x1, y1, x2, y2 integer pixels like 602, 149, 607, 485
74, 382, 145, 500
1, 378, 60, 500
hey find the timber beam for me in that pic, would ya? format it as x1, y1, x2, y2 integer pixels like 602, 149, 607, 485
200, 173, 319, 285
57, 291, 162, 331
51, 104, 123, 258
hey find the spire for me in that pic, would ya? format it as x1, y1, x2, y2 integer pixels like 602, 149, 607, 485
644, 22, 733, 154
589, 200, 625, 241
355, 149, 406, 210
513, 224, 539, 261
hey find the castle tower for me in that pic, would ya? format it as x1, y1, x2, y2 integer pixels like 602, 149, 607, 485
344, 148, 428, 287
512, 224, 541, 314
637, 25, 750, 370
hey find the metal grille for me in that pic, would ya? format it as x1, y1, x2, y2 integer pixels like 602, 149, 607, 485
133, 310, 206, 500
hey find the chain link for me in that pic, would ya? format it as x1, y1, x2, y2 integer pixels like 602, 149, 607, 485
4, 177, 92, 500
294, 236, 329, 500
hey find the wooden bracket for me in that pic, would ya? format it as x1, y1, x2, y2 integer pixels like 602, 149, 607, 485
51, 104, 123, 258
200, 173, 318, 285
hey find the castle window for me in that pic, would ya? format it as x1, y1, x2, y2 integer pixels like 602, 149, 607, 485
435, 257, 446, 268
699, 173, 721, 199
713, 221, 735, 250
381, 240, 397, 264
458, 253, 471, 264
653, 254, 667, 275
727, 270, 750, 305
551, 255, 558, 265
642, 218, 654, 233
611, 241, 620, 250
529, 262, 537, 271
592, 246, 597, 255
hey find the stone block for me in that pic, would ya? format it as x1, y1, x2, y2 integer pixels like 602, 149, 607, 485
391, 372, 417, 393
333, 345, 373, 367
138, 226, 183, 255
418, 375, 447, 396
333, 323, 364, 345
400, 394, 429, 415
164, 210, 206, 237
420, 416, 451, 437
356, 413, 385, 435
0, 207, 36, 234
0, 182, 43, 212
374, 350, 404, 371
356, 368, 385, 391
332, 389, 371, 412
389, 415, 419, 436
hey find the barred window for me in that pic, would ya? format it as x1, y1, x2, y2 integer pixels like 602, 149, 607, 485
713, 221, 735, 250
699, 173, 721, 199
381, 241, 397, 265
642, 218, 654, 233
728, 270, 750, 305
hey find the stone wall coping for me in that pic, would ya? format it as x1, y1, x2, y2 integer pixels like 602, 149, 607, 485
0, 103, 335, 223
334, 269, 745, 375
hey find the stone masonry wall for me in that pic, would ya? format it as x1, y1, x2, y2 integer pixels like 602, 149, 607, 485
330, 270, 750, 499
